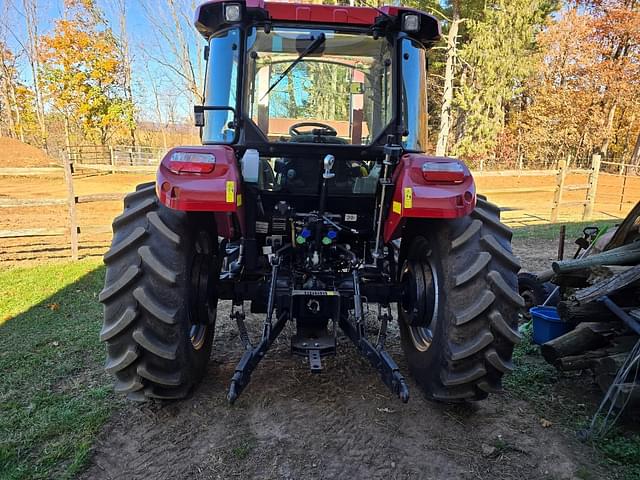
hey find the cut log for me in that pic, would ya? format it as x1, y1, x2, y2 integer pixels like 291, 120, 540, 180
553, 336, 638, 371
537, 269, 555, 283
587, 265, 633, 284
540, 322, 614, 363
552, 241, 640, 274
551, 272, 591, 289
557, 300, 620, 324
572, 264, 640, 305
594, 353, 632, 392
551, 266, 632, 289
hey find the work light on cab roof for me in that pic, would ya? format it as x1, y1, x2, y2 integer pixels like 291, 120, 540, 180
99, 0, 523, 407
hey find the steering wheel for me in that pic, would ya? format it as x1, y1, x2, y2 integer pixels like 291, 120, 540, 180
289, 122, 337, 137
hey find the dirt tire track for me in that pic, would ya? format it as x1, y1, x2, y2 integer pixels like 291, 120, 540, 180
82, 296, 603, 480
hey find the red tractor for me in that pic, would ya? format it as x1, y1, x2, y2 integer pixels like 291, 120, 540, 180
100, 0, 523, 403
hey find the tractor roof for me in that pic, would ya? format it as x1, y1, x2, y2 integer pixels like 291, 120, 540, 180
194, 0, 440, 47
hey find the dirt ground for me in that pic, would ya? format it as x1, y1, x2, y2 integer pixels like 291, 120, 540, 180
0, 136, 58, 168
75, 237, 612, 480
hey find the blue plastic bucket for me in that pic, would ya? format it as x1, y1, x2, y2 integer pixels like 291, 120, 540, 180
530, 306, 571, 345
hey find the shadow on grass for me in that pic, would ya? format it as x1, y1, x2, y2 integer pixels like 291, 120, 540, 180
0, 260, 119, 480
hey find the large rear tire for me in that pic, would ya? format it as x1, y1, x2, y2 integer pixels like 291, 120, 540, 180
398, 198, 524, 401
99, 182, 219, 400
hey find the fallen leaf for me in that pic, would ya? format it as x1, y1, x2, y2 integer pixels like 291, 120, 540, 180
47, 303, 60, 311
481, 443, 496, 457
540, 418, 552, 428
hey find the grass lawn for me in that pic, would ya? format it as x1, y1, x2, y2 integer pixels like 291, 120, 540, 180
0, 260, 118, 480
512, 219, 620, 241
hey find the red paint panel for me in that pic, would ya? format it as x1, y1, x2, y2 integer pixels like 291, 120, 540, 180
263, 2, 382, 25
383, 154, 476, 242
156, 145, 245, 237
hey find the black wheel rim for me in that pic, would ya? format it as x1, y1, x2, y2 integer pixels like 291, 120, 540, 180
189, 232, 217, 351
400, 253, 439, 353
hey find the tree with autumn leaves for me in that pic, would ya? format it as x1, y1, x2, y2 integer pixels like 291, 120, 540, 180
40, 0, 134, 148
505, 0, 640, 169
422, 0, 639, 169
0, 0, 638, 168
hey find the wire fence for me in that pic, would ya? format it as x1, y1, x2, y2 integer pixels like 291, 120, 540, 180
64, 144, 166, 172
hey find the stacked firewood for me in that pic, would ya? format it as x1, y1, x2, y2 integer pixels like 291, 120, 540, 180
540, 202, 640, 400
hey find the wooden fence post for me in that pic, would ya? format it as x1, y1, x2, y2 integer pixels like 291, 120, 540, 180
584, 153, 601, 220
551, 159, 567, 223
109, 146, 116, 174
62, 151, 79, 260
619, 166, 629, 211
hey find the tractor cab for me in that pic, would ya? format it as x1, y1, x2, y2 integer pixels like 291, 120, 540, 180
196, 0, 438, 154
189, 0, 441, 257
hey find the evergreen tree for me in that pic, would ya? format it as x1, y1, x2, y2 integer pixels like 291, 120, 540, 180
453, 0, 557, 161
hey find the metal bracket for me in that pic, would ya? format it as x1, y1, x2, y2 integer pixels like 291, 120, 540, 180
341, 269, 409, 403
308, 349, 322, 373
231, 304, 252, 350
227, 257, 287, 404
376, 304, 391, 350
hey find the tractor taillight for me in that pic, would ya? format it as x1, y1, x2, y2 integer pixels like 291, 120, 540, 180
421, 161, 465, 183
167, 151, 216, 174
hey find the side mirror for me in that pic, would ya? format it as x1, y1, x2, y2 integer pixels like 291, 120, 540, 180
193, 105, 237, 128
194, 105, 205, 127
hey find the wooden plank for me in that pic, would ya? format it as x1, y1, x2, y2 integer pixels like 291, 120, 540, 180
557, 200, 588, 207
604, 201, 640, 250
0, 167, 62, 176
551, 159, 567, 223
480, 186, 556, 194
560, 200, 589, 207
572, 264, 640, 305
74, 163, 156, 173
564, 184, 590, 191
80, 226, 112, 234
472, 169, 558, 177
0, 228, 67, 238
0, 198, 66, 207
584, 154, 601, 220
75, 193, 124, 203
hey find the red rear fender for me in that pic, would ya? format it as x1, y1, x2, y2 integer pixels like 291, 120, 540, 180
383, 154, 476, 243
156, 145, 245, 238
